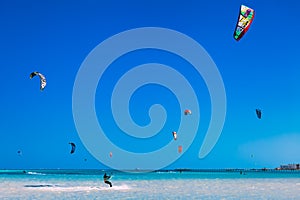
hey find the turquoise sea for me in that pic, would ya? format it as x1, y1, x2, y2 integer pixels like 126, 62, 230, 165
1, 169, 300, 199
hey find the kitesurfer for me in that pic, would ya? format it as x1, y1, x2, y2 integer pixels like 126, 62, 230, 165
103, 173, 112, 187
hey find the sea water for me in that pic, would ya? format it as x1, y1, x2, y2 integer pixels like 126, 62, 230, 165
1, 169, 300, 199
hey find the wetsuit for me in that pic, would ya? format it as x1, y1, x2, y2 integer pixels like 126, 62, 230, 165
103, 173, 112, 187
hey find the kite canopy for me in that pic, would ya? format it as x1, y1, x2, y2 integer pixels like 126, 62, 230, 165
184, 109, 192, 115
172, 131, 177, 140
69, 142, 76, 154
178, 145, 182, 153
17, 150, 22, 156
256, 109, 262, 119
233, 5, 255, 41
30, 71, 47, 90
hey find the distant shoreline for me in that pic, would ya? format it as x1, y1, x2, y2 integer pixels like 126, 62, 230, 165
1, 168, 300, 174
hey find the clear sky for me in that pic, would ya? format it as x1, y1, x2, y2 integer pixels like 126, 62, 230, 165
0, 0, 299, 170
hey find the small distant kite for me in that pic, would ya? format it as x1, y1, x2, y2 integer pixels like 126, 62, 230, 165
109, 152, 113, 158
233, 5, 255, 41
184, 109, 192, 115
30, 71, 47, 91
256, 109, 262, 119
172, 131, 177, 140
178, 145, 182, 153
17, 150, 22, 156
69, 142, 76, 154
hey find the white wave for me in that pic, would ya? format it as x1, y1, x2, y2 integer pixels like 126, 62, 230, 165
25, 184, 131, 192
26, 171, 46, 175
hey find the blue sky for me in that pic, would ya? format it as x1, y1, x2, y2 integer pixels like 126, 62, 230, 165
0, 0, 299, 170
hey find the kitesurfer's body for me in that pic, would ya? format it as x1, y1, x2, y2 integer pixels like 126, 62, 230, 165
103, 173, 112, 187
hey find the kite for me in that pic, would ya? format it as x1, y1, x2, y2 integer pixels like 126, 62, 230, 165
69, 142, 76, 154
233, 5, 255, 41
256, 109, 262, 119
184, 109, 192, 115
109, 152, 113, 158
17, 150, 22, 156
172, 131, 177, 140
30, 71, 47, 90
178, 145, 182, 153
